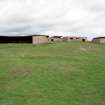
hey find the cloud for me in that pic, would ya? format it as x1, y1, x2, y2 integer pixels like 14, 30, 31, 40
0, 0, 105, 39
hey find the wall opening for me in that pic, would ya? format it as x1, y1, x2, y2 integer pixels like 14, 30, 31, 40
70, 38, 73, 40
82, 39, 86, 42
51, 39, 54, 42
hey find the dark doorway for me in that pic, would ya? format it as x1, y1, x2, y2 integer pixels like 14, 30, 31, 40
82, 39, 86, 42
51, 39, 54, 42
0, 36, 32, 43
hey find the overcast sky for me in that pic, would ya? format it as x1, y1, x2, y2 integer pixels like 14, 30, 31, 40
0, 0, 105, 39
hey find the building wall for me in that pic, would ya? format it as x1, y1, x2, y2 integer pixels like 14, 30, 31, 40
100, 38, 105, 43
32, 36, 49, 44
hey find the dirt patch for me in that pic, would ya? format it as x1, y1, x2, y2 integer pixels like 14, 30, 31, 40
10, 66, 32, 78
80, 47, 87, 52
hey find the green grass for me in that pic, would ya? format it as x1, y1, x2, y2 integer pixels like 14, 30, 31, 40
0, 42, 105, 105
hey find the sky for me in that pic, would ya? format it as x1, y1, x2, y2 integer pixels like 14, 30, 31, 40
0, 0, 105, 40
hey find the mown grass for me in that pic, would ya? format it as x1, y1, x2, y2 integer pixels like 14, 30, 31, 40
0, 42, 105, 105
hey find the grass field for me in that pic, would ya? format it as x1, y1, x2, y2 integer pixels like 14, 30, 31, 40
0, 42, 105, 105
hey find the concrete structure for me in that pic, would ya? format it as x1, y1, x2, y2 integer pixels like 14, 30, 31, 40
62, 36, 86, 42
0, 35, 49, 44
0, 35, 87, 44
92, 37, 105, 44
50, 36, 62, 42
32, 35, 49, 44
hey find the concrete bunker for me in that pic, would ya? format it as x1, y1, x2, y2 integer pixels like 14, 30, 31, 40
92, 37, 105, 44
0, 35, 49, 44
62, 37, 86, 42
50, 36, 62, 42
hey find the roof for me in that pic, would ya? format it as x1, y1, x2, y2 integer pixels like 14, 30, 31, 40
51, 36, 62, 38
0, 34, 49, 37
93, 37, 105, 39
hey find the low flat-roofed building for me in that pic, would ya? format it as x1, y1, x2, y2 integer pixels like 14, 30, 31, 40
92, 37, 105, 44
0, 35, 49, 44
50, 36, 62, 42
62, 36, 86, 42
